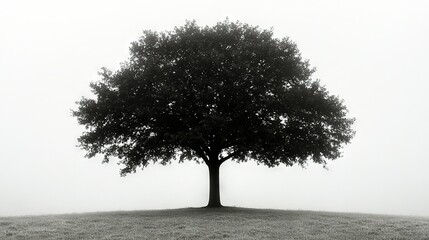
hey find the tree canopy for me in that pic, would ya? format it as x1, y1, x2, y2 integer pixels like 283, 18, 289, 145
73, 20, 355, 207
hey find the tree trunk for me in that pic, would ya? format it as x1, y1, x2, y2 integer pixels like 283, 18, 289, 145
206, 162, 222, 208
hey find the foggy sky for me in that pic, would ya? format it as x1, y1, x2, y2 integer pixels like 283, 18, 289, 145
1, 0, 428, 217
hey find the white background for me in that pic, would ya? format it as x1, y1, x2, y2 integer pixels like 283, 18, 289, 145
1, 0, 428, 217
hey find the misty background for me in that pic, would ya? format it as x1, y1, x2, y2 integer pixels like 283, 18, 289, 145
1, 0, 428, 217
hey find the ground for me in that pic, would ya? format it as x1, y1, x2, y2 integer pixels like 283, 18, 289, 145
1, 208, 428, 239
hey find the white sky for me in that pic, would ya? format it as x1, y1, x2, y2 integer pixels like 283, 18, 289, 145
1, 0, 428, 217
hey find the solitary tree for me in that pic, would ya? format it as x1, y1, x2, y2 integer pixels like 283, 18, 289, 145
73, 20, 354, 208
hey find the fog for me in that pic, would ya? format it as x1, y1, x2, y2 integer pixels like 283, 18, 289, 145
1, 0, 428, 217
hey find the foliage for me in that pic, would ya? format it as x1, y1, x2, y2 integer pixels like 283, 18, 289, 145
73, 19, 355, 176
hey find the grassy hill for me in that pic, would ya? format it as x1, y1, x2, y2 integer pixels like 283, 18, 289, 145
1, 207, 428, 239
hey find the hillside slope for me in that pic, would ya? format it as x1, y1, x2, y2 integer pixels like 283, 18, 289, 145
1, 208, 428, 239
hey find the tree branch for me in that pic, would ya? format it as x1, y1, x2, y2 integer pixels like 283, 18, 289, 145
219, 150, 241, 164
189, 145, 209, 164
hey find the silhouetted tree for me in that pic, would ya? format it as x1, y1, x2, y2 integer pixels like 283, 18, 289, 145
73, 20, 355, 208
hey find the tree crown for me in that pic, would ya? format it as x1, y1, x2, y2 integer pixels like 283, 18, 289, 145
73, 20, 355, 175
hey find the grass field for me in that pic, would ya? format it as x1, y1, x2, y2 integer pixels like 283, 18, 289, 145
1, 207, 428, 239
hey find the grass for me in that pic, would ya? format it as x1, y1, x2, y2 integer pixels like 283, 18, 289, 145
1, 207, 428, 239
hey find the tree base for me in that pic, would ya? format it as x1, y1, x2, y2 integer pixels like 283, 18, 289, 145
202, 205, 225, 209
204, 204, 224, 208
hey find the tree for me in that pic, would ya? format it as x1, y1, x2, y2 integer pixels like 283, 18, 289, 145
73, 20, 355, 208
